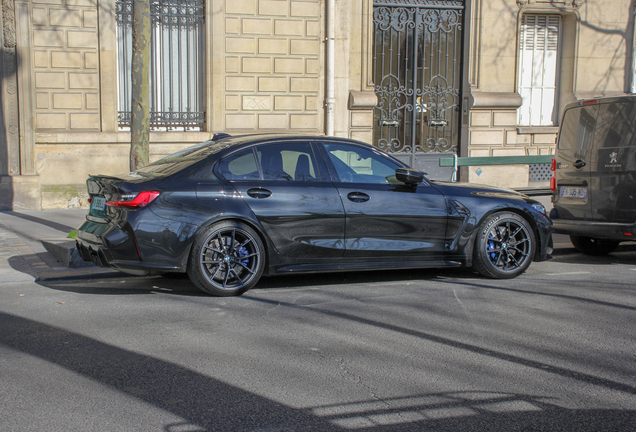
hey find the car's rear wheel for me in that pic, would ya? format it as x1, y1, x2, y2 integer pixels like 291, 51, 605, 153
473, 212, 535, 279
187, 221, 265, 296
569, 235, 619, 256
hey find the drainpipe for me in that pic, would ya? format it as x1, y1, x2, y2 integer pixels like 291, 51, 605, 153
632, 7, 636, 93
325, 0, 335, 135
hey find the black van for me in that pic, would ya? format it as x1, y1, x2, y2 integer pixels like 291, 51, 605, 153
550, 96, 636, 255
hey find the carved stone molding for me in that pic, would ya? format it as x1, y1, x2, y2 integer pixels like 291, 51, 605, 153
2, 0, 16, 48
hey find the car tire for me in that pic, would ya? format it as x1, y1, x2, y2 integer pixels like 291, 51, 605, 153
187, 221, 265, 296
473, 212, 535, 279
569, 235, 619, 256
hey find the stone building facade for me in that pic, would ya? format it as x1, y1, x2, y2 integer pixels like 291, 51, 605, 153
0, 0, 634, 209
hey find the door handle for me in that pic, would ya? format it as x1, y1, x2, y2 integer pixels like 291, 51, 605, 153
247, 188, 272, 199
347, 192, 370, 203
573, 160, 586, 169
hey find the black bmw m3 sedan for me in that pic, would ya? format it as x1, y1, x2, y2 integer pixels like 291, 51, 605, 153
76, 134, 552, 296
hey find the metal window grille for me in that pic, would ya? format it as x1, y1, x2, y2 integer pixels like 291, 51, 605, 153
116, 0, 205, 131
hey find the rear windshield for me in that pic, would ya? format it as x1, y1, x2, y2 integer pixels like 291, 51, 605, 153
133, 137, 245, 177
559, 101, 636, 158
558, 105, 599, 159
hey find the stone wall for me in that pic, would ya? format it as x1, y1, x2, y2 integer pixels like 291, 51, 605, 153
2, 0, 635, 208
30, 0, 100, 131
217, 0, 322, 132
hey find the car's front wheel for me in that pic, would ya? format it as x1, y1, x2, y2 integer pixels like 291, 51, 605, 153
473, 212, 535, 279
569, 235, 619, 256
187, 221, 265, 296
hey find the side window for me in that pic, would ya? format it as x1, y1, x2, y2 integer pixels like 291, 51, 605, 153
256, 143, 319, 182
323, 143, 401, 184
218, 149, 260, 181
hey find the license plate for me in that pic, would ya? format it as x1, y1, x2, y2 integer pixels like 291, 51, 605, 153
91, 196, 106, 211
560, 187, 587, 198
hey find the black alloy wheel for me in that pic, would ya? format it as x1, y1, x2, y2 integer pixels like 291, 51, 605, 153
569, 235, 620, 256
187, 221, 265, 296
473, 212, 535, 279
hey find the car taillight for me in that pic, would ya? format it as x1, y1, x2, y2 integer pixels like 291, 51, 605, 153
550, 158, 556, 191
106, 191, 160, 208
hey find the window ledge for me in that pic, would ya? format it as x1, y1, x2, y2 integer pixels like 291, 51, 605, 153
516, 126, 559, 134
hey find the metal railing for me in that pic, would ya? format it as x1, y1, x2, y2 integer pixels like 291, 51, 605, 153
439, 154, 554, 194
116, 0, 205, 131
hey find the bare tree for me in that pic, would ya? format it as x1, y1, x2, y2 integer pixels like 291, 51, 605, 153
130, 0, 151, 171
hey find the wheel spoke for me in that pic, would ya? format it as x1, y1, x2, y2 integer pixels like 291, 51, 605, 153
229, 267, 245, 286
203, 245, 223, 254
210, 263, 223, 280
510, 225, 523, 238
222, 263, 230, 288
235, 261, 256, 274
230, 229, 237, 252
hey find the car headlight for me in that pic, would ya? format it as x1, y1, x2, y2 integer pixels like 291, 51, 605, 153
531, 203, 547, 216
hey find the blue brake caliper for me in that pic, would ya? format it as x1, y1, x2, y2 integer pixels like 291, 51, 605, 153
238, 246, 249, 266
488, 232, 496, 260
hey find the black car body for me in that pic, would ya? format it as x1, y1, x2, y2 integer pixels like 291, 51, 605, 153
550, 96, 636, 255
76, 134, 552, 296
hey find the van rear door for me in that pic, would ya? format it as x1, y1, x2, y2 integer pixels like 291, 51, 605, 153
589, 100, 636, 224
554, 103, 599, 220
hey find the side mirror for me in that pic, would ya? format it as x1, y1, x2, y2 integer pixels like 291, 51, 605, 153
396, 168, 425, 186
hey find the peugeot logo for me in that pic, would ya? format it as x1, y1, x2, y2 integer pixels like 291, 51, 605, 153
609, 152, 618, 164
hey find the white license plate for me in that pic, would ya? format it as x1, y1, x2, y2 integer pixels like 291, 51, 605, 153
91, 196, 106, 211
560, 187, 587, 198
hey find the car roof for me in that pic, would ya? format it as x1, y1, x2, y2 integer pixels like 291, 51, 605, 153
210, 133, 373, 148
562, 94, 636, 111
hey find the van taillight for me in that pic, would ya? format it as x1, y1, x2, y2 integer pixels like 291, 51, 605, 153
106, 191, 160, 208
551, 158, 556, 171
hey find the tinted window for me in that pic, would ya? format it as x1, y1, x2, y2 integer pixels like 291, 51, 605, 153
323, 143, 401, 184
256, 143, 319, 182
218, 149, 260, 181
558, 105, 599, 159
595, 102, 636, 148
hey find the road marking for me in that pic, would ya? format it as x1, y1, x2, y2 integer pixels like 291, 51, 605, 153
546, 271, 592, 276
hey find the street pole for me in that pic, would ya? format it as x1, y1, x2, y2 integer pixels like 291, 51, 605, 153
130, 0, 151, 171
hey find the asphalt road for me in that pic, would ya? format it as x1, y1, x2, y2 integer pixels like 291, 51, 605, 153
1, 243, 635, 431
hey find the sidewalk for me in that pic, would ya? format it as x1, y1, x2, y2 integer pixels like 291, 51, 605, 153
0, 209, 118, 282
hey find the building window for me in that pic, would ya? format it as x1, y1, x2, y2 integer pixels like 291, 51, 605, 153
116, 0, 205, 131
517, 14, 561, 126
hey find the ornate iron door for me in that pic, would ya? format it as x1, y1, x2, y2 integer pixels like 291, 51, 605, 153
373, 0, 464, 179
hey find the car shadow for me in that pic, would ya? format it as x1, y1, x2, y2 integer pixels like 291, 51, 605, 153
37, 265, 480, 296
550, 241, 636, 265
28, 240, 636, 297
